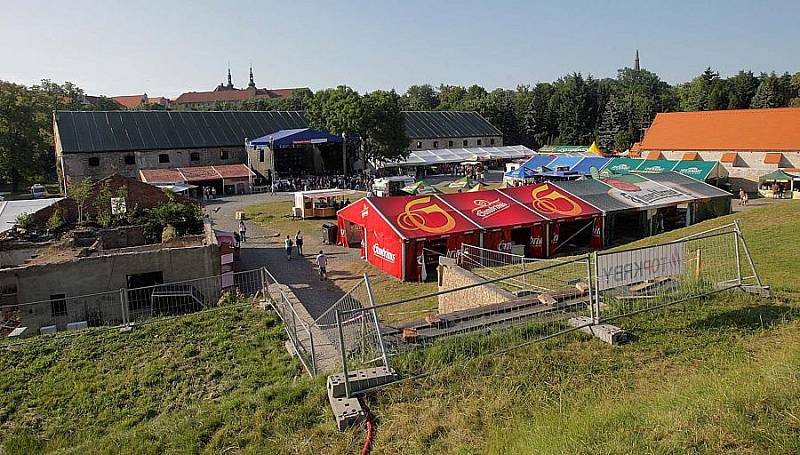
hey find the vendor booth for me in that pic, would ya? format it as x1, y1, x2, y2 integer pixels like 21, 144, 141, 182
293, 188, 358, 219
758, 169, 800, 199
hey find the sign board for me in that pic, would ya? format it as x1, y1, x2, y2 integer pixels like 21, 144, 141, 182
596, 242, 686, 290
111, 197, 127, 215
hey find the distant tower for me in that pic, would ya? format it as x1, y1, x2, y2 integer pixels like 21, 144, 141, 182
634, 50, 640, 71
248, 66, 256, 88
226, 66, 234, 89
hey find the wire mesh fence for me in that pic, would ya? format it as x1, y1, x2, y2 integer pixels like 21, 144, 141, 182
334, 221, 763, 395
312, 274, 387, 377
1, 269, 267, 344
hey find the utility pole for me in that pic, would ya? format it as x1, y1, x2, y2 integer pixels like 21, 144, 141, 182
342, 133, 347, 177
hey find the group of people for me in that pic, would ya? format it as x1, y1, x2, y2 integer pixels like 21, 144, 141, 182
283, 230, 328, 279
738, 188, 749, 206
270, 174, 374, 194
202, 186, 218, 200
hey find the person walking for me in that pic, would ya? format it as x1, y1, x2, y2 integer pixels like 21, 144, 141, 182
238, 219, 247, 242
742, 190, 749, 206
295, 230, 304, 256
316, 250, 328, 280
738, 188, 746, 206
284, 235, 293, 261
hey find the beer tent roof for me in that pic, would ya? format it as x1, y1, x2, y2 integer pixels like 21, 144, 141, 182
500, 183, 600, 220
570, 157, 612, 175
635, 171, 732, 200
603, 157, 644, 173
671, 160, 728, 181
636, 159, 679, 173
550, 179, 638, 213
368, 194, 479, 239
443, 190, 546, 229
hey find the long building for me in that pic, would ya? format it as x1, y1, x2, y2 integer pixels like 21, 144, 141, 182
173, 68, 306, 110
54, 110, 506, 189
637, 107, 800, 191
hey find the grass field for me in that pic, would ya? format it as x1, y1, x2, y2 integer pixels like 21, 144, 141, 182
1, 200, 798, 454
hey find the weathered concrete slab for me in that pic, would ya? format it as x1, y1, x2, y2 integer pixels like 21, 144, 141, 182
328, 386, 364, 432
328, 366, 399, 398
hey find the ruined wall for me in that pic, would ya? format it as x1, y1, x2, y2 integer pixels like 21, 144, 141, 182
437, 257, 515, 314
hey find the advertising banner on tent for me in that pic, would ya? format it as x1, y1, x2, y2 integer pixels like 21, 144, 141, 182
601, 174, 690, 208
501, 183, 600, 220
530, 223, 545, 257
370, 195, 476, 239
549, 222, 560, 255
590, 216, 603, 249
367, 225, 404, 279
671, 161, 717, 182
444, 190, 545, 228
596, 242, 687, 290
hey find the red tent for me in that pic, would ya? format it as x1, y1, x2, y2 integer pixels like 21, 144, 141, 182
442, 189, 548, 256
338, 184, 604, 281
500, 183, 602, 255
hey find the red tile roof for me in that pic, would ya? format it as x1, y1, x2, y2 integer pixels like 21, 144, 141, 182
645, 151, 663, 160
139, 168, 183, 183
112, 94, 147, 109
178, 166, 220, 181
213, 164, 254, 179
640, 108, 800, 151
720, 152, 738, 163
681, 152, 700, 160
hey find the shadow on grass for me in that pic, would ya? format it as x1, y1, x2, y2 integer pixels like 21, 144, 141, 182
690, 304, 800, 332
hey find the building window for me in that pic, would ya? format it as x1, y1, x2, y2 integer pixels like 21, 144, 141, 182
50, 294, 67, 317
88, 157, 100, 167
220, 150, 230, 160
433, 141, 439, 149
190, 152, 200, 161
448, 140, 454, 148
477, 139, 482, 146
124, 155, 135, 165
490, 138, 496, 145
259, 149, 265, 162
463, 140, 469, 147
158, 153, 170, 164
416, 141, 423, 149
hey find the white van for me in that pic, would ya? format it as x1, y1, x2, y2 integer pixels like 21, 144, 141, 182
30, 184, 47, 199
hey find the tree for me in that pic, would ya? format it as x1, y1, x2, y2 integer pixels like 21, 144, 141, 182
751, 73, 782, 108
0, 81, 51, 191
598, 94, 626, 151
88, 97, 124, 111
727, 70, 759, 109
402, 84, 438, 110
361, 90, 409, 164
306, 85, 364, 136
71, 177, 93, 224
677, 67, 720, 111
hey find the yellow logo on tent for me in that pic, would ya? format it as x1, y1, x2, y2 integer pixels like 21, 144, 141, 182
397, 197, 456, 234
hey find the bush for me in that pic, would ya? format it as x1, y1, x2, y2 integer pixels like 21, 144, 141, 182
46, 208, 64, 232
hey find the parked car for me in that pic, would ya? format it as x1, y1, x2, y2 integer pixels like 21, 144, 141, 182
30, 184, 47, 199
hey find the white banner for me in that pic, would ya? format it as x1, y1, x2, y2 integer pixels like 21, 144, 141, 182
597, 242, 686, 291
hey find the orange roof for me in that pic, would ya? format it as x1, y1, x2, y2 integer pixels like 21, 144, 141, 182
764, 152, 783, 164
139, 168, 183, 183
140, 164, 253, 183
213, 164, 255, 179
645, 151, 663, 160
720, 152, 738, 163
175, 87, 304, 104
640, 108, 800, 151
681, 152, 700, 160
630, 142, 642, 152
112, 94, 147, 109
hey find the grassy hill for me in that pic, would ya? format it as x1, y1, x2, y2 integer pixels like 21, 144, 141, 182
1, 201, 799, 454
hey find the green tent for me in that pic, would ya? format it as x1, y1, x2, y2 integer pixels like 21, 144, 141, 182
602, 158, 644, 174
759, 169, 798, 183
637, 159, 679, 173
672, 160, 722, 182
448, 176, 473, 189
401, 180, 440, 195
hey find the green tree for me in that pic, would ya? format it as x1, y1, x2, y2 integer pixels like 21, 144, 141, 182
71, 177, 94, 224
751, 73, 782, 108
598, 94, 626, 151
94, 181, 113, 227
402, 84, 438, 110
361, 90, 410, 164
307, 85, 364, 136
727, 71, 759, 109
0, 81, 51, 191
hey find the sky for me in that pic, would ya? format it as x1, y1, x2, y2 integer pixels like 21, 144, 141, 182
1, 0, 798, 98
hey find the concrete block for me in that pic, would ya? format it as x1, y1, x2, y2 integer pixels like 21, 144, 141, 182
327, 366, 398, 398
328, 387, 364, 432
568, 316, 627, 345
8, 327, 27, 337
738, 285, 770, 297
66, 321, 89, 331
537, 293, 557, 306
40, 325, 57, 335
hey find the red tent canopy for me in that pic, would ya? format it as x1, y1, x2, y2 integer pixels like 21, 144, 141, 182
500, 183, 600, 220
368, 194, 478, 239
442, 189, 546, 229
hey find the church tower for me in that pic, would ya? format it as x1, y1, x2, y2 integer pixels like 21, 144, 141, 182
248, 66, 256, 88
226, 66, 234, 89
634, 50, 640, 71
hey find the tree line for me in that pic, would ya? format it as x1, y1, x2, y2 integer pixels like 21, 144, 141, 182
2, 67, 799, 191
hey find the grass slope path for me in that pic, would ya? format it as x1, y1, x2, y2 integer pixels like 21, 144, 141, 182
0, 201, 798, 454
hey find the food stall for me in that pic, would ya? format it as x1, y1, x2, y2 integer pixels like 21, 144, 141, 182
758, 169, 800, 199
293, 189, 359, 219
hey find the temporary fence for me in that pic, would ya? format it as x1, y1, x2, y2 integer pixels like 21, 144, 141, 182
1, 268, 266, 344
328, 221, 764, 396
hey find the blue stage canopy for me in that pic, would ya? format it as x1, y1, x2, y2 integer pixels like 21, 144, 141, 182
249, 128, 343, 148
571, 157, 611, 175
519, 155, 557, 170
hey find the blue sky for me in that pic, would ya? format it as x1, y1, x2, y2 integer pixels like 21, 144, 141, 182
1, 0, 798, 98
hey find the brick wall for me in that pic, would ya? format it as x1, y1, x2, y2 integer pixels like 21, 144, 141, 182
437, 257, 515, 314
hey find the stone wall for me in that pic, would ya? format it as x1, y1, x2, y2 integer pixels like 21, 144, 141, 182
0, 221, 220, 334
59, 147, 247, 183
437, 257, 515, 314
